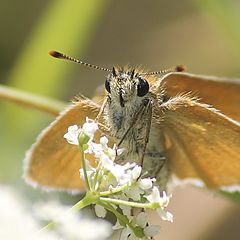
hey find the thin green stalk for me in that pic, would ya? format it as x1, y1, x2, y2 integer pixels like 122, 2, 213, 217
70, 194, 97, 212
99, 202, 144, 238
100, 196, 156, 209
40, 221, 56, 232
40, 194, 96, 232
93, 165, 101, 191
79, 148, 91, 191
99, 202, 129, 226
100, 183, 130, 196
0, 84, 66, 116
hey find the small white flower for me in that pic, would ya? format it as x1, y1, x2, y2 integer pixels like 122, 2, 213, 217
130, 165, 142, 180
63, 125, 80, 145
109, 163, 141, 186
100, 136, 108, 147
82, 118, 98, 139
135, 212, 147, 228
101, 155, 114, 170
86, 136, 124, 165
159, 191, 171, 207
145, 187, 172, 223
95, 205, 107, 218
157, 208, 173, 222
120, 227, 132, 240
145, 187, 171, 207
119, 204, 132, 217
143, 225, 160, 237
87, 141, 104, 157
125, 184, 143, 201
138, 178, 155, 190
145, 186, 162, 204
106, 145, 124, 161
112, 165, 130, 186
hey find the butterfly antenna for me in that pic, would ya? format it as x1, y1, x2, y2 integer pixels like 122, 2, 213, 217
49, 50, 112, 72
143, 65, 186, 76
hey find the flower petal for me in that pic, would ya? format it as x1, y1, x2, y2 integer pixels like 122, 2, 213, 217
63, 125, 80, 145
157, 208, 173, 222
95, 204, 107, 218
82, 118, 98, 138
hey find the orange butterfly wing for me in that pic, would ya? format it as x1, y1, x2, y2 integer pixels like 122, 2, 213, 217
24, 99, 101, 193
162, 72, 240, 122
161, 97, 240, 190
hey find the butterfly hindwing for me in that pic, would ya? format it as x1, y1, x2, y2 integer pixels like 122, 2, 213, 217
24, 99, 101, 193
161, 96, 240, 190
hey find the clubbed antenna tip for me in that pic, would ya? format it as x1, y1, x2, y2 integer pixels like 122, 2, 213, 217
48, 50, 111, 72
49, 50, 63, 59
175, 65, 186, 72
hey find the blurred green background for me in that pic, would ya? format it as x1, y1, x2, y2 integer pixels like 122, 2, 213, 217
0, 0, 240, 239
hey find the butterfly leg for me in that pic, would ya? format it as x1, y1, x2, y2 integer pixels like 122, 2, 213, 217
95, 97, 108, 122
92, 97, 113, 136
139, 100, 153, 165
143, 152, 168, 191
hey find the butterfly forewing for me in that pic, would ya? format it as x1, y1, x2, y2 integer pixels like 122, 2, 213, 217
24, 99, 101, 192
162, 97, 240, 190
162, 72, 240, 122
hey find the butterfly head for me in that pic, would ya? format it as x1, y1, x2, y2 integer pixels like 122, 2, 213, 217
105, 67, 150, 108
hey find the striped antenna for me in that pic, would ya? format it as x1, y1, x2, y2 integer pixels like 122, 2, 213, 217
49, 50, 112, 72
143, 65, 186, 76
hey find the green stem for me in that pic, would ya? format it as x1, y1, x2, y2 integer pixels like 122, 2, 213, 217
99, 202, 144, 238
100, 184, 129, 196
40, 194, 96, 232
80, 149, 91, 191
0, 84, 66, 116
70, 194, 96, 212
40, 221, 56, 232
99, 202, 129, 226
93, 166, 100, 191
100, 196, 156, 209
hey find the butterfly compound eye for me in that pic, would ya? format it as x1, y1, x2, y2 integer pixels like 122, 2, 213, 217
105, 79, 111, 93
137, 78, 149, 97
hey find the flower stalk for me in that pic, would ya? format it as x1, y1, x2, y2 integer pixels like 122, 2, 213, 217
78, 142, 91, 191
99, 196, 158, 209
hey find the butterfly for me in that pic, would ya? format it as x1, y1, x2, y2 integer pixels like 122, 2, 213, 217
24, 51, 240, 193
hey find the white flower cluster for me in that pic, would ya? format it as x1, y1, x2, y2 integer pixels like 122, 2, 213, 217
114, 212, 161, 240
64, 117, 98, 145
0, 186, 112, 240
34, 201, 112, 240
64, 118, 173, 239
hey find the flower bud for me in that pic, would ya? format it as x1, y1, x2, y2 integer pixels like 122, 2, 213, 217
78, 132, 90, 150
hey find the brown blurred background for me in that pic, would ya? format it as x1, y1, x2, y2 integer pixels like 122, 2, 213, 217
0, 0, 240, 239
